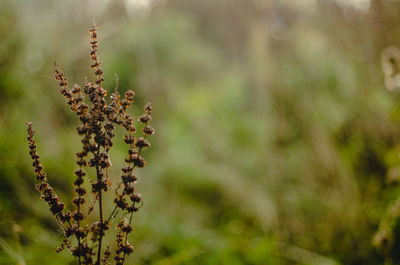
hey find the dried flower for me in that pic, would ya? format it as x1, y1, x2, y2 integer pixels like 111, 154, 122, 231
26, 25, 154, 265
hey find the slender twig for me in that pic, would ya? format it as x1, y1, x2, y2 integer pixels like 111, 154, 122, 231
95, 144, 103, 265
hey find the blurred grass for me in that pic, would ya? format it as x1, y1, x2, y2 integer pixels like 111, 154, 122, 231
2, 0, 400, 264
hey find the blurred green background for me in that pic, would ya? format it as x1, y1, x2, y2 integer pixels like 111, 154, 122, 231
2, 0, 400, 264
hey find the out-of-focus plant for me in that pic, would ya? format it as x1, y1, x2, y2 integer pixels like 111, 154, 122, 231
382, 47, 400, 92
372, 47, 400, 264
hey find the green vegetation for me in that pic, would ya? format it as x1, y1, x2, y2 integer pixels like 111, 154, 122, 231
1, 0, 400, 264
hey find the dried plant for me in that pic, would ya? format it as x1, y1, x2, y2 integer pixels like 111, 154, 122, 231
26, 25, 154, 265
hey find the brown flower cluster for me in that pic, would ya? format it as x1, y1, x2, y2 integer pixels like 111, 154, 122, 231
26, 25, 154, 265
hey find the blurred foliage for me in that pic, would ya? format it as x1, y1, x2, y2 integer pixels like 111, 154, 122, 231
3, 0, 400, 264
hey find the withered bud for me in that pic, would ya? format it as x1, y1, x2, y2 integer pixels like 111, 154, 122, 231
122, 174, 137, 184
75, 186, 86, 196
50, 203, 65, 215
144, 102, 152, 114
123, 134, 135, 145
124, 90, 135, 103
71, 84, 81, 94
73, 197, 86, 206
73, 212, 84, 221
136, 137, 150, 149
114, 197, 128, 210
132, 154, 146, 168
138, 114, 151, 124
104, 122, 115, 131
125, 185, 135, 194
142, 125, 155, 135
75, 169, 86, 178
130, 193, 142, 203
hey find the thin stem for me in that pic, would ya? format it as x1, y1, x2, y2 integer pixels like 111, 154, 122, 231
77, 163, 83, 265
121, 145, 144, 262
97, 192, 103, 264
62, 218, 82, 265
122, 211, 134, 262
95, 144, 104, 265
106, 140, 135, 223
77, 219, 82, 265
106, 205, 118, 223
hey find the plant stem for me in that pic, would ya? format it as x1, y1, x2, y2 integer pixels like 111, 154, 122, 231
96, 144, 104, 265
77, 164, 82, 265
77, 217, 82, 265
121, 145, 144, 262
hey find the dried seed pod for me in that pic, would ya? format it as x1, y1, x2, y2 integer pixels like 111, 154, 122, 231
27, 24, 155, 265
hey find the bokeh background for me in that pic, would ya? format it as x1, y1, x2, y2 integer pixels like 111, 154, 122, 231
2, 0, 400, 264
